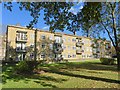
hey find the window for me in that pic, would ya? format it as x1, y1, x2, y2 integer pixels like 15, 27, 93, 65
30, 34, 34, 39
41, 35, 45, 39
49, 44, 53, 49
72, 38, 76, 42
68, 55, 71, 58
68, 38, 70, 41
68, 46, 70, 49
41, 54, 45, 58
16, 43, 26, 50
30, 43, 34, 47
16, 32, 27, 40
63, 54, 66, 58
64, 46, 66, 49
49, 36, 53, 40
30, 53, 34, 58
73, 46, 76, 50
42, 43, 45, 48
73, 54, 76, 58
82, 55, 86, 58
55, 36, 62, 43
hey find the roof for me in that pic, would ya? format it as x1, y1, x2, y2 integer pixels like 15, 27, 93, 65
7, 25, 111, 42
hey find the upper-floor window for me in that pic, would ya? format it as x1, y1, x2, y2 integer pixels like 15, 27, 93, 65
49, 36, 53, 40
68, 46, 70, 49
72, 38, 76, 42
73, 46, 76, 50
41, 54, 45, 58
42, 43, 45, 48
49, 44, 53, 49
16, 43, 26, 50
16, 32, 27, 40
68, 38, 70, 42
41, 35, 45, 39
63, 46, 66, 49
55, 36, 62, 43
30, 43, 34, 48
30, 34, 34, 39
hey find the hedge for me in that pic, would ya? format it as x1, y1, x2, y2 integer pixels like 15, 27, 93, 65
100, 57, 115, 65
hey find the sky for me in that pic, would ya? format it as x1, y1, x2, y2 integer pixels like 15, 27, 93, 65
1, 2, 109, 40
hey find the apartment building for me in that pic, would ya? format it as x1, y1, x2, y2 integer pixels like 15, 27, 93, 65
0, 35, 6, 60
6, 25, 111, 61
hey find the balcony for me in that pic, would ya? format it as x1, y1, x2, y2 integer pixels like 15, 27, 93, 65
76, 50, 82, 54
55, 39, 63, 44
106, 52, 111, 55
105, 46, 111, 50
96, 51, 100, 53
54, 48, 63, 54
76, 49, 84, 54
16, 47, 26, 52
16, 37, 27, 43
93, 50, 97, 54
76, 42, 83, 47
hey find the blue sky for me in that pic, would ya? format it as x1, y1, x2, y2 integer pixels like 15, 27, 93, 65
1, 2, 109, 40
1, 2, 84, 36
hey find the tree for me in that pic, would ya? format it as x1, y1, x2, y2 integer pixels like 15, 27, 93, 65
37, 37, 54, 62
4, 2, 73, 31
4, 2, 74, 61
79, 2, 120, 71
4, 2, 120, 70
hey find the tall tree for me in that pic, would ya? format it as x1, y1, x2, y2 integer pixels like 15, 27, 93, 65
4, 2, 73, 61
79, 2, 120, 71
4, 2, 73, 31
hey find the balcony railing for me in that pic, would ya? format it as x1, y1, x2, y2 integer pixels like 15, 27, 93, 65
76, 49, 84, 54
105, 46, 111, 50
106, 52, 111, 55
91, 43, 99, 48
16, 37, 27, 42
76, 50, 82, 54
55, 40, 63, 44
16, 47, 26, 52
54, 48, 63, 54
93, 50, 97, 54
76, 42, 83, 47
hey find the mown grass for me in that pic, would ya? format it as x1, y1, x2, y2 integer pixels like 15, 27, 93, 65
2, 60, 119, 88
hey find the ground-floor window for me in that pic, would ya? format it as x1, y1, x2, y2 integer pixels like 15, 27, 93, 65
16, 53, 26, 61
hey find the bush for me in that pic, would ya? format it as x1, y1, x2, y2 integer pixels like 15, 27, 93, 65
15, 61, 38, 74
100, 57, 115, 65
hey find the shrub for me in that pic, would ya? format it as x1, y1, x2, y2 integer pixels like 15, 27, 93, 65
15, 61, 39, 74
100, 57, 115, 65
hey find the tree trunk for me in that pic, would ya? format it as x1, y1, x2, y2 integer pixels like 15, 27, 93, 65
116, 50, 120, 71
73, 31, 76, 35
34, 29, 37, 61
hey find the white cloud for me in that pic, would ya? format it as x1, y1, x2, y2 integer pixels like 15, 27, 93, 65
69, 7, 78, 15
42, 26, 49, 30
79, 5, 83, 10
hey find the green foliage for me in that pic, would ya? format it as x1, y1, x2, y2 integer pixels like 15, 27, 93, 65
100, 57, 115, 65
15, 61, 38, 74
15, 61, 29, 74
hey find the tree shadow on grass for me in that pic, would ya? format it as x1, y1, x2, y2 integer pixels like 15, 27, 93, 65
2, 65, 67, 88
46, 67, 120, 84
56, 62, 118, 72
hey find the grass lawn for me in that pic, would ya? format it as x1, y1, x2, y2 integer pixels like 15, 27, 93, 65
2, 60, 119, 88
